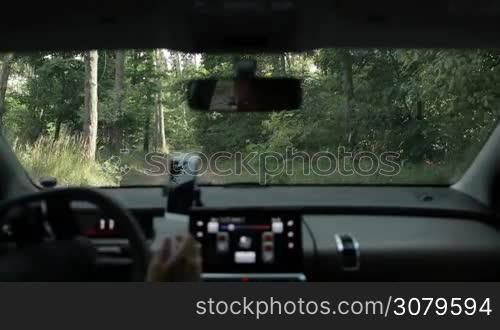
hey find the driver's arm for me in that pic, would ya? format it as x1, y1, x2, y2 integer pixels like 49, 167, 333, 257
146, 235, 202, 282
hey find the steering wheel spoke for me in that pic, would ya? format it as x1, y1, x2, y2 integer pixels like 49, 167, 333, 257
44, 199, 80, 240
0, 188, 151, 281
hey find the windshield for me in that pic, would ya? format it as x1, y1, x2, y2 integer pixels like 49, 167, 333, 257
0, 49, 497, 186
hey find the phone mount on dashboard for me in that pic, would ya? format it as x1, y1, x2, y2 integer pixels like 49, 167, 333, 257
152, 178, 201, 256
166, 178, 202, 214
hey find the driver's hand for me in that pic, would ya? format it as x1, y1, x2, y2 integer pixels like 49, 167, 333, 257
146, 235, 202, 282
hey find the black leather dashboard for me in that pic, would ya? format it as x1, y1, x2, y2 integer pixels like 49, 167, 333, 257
75, 185, 500, 281
303, 215, 500, 281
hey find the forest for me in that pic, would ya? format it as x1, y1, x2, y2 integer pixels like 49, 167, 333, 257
0, 48, 498, 186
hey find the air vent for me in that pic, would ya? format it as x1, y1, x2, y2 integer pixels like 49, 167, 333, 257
335, 234, 360, 271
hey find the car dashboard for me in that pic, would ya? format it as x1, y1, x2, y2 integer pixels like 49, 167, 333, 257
72, 185, 500, 281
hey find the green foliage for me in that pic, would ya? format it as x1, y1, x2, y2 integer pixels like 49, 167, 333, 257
2, 48, 500, 186
11, 132, 119, 186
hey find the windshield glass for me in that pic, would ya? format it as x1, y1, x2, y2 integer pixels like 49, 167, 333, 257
0, 49, 497, 186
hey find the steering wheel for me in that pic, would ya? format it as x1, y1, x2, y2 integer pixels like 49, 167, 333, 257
0, 187, 151, 281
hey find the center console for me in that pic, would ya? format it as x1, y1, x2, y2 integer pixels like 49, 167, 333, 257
190, 208, 305, 281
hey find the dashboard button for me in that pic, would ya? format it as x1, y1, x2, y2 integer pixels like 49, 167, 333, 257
235, 251, 256, 264
272, 221, 284, 234
216, 232, 229, 253
238, 236, 252, 249
263, 232, 274, 242
262, 242, 274, 263
207, 221, 219, 233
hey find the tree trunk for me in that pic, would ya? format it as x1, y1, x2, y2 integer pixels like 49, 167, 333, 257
338, 50, 354, 145
83, 50, 99, 160
286, 53, 294, 69
271, 56, 284, 75
153, 49, 167, 153
143, 113, 150, 152
0, 53, 14, 128
176, 52, 182, 75
170, 51, 181, 77
416, 99, 424, 120
112, 50, 126, 150
54, 117, 62, 141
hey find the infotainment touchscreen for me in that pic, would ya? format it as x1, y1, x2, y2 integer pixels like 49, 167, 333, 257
190, 209, 303, 273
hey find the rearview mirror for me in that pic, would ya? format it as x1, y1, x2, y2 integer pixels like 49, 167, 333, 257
187, 78, 302, 112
